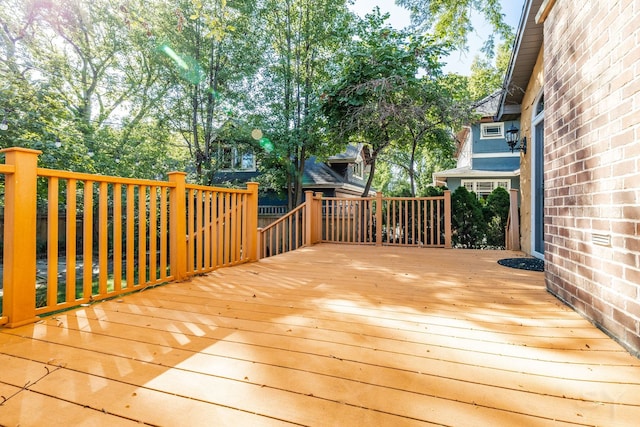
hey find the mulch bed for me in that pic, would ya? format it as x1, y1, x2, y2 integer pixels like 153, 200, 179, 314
497, 257, 544, 272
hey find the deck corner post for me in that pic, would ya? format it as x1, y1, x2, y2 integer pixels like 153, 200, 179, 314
444, 190, 452, 249
375, 192, 383, 246
1, 147, 42, 327
304, 191, 315, 246
169, 172, 188, 281
246, 182, 259, 261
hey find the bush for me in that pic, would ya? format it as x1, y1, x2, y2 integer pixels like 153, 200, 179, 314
483, 187, 510, 247
451, 186, 486, 248
421, 185, 446, 197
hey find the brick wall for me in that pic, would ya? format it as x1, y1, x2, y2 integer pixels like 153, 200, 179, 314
544, 0, 640, 356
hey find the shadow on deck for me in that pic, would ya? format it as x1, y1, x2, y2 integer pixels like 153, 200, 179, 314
1, 244, 639, 426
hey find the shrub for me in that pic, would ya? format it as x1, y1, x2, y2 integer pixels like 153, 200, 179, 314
451, 186, 486, 248
483, 187, 510, 247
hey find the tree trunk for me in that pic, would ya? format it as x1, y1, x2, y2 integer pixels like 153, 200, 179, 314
361, 153, 377, 197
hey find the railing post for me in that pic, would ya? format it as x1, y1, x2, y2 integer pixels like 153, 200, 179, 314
507, 189, 521, 250
246, 182, 259, 261
443, 190, 452, 249
256, 227, 263, 260
375, 192, 383, 246
169, 172, 188, 281
304, 191, 314, 246
1, 147, 41, 327
314, 192, 323, 243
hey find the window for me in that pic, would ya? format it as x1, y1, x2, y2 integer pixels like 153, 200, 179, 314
219, 146, 256, 171
480, 123, 504, 139
535, 94, 544, 116
353, 160, 364, 178
461, 179, 510, 199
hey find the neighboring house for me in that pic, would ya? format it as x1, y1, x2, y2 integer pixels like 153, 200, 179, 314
304, 144, 373, 198
213, 143, 373, 215
433, 91, 521, 199
498, 0, 640, 357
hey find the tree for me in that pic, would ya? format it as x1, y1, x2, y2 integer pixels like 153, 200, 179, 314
468, 36, 514, 100
146, 0, 264, 183
321, 11, 466, 197
259, 0, 353, 209
0, 0, 185, 175
395, 0, 512, 52
379, 75, 470, 196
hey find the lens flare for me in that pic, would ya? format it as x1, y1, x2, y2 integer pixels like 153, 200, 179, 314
259, 137, 274, 153
159, 44, 204, 84
160, 45, 188, 70
251, 128, 263, 140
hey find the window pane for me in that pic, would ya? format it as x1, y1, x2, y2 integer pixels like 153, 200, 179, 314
220, 147, 233, 169
477, 182, 494, 193
536, 94, 544, 115
240, 152, 254, 170
480, 123, 504, 139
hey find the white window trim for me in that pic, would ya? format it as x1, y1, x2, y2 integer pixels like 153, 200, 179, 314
461, 179, 511, 198
353, 160, 364, 179
219, 147, 256, 172
480, 122, 505, 139
531, 91, 545, 259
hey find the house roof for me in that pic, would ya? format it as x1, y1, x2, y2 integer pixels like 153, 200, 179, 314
328, 144, 360, 163
497, 0, 545, 120
433, 166, 520, 179
303, 157, 347, 186
328, 143, 371, 164
303, 156, 376, 196
473, 90, 503, 118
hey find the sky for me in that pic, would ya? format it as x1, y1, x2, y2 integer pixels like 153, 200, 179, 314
349, 0, 526, 75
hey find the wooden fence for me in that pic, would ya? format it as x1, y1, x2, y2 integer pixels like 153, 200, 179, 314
0, 148, 258, 327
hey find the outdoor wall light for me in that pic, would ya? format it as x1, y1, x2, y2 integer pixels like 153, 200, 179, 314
506, 124, 526, 154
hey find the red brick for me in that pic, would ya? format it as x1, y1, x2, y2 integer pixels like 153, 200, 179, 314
544, 0, 640, 356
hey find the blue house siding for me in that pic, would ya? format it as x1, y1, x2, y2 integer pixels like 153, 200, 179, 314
473, 157, 520, 171
472, 120, 521, 154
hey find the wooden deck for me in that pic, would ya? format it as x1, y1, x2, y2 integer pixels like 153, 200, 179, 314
1, 244, 639, 426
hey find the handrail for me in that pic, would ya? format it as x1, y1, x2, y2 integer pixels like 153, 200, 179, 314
185, 182, 253, 194
260, 203, 304, 233
257, 191, 323, 259
258, 203, 307, 259
37, 167, 177, 187
0, 164, 15, 174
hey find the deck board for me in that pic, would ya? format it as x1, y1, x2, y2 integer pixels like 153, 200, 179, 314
2, 244, 640, 426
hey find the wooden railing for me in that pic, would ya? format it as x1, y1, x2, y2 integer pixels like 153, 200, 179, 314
257, 191, 322, 258
505, 188, 520, 250
322, 193, 452, 247
0, 148, 258, 327
258, 191, 451, 259
1, 148, 454, 325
